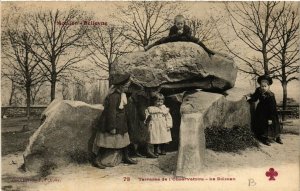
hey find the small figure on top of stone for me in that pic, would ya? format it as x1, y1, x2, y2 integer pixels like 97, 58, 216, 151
144, 14, 215, 57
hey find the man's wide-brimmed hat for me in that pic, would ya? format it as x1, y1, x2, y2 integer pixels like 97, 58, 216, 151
257, 75, 273, 85
111, 73, 131, 85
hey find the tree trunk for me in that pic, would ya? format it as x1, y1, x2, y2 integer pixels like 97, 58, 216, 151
262, 50, 269, 75
9, 80, 15, 105
263, 2, 270, 76
31, 93, 36, 105
50, 58, 57, 101
108, 62, 112, 87
50, 80, 56, 101
282, 82, 288, 121
25, 85, 31, 131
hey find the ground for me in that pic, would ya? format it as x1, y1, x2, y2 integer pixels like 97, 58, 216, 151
1, 118, 299, 191
1, 116, 41, 156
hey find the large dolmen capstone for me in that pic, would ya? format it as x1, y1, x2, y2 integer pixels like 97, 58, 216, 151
112, 42, 238, 91
23, 100, 103, 173
176, 88, 251, 176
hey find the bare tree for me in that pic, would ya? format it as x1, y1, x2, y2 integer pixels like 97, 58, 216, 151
271, 4, 299, 119
8, 80, 16, 106
186, 16, 226, 52
1, 4, 23, 106
114, 1, 186, 49
2, 26, 45, 125
89, 82, 101, 104
73, 80, 88, 102
1, 3, 22, 31
99, 80, 109, 104
218, 2, 299, 120
222, 2, 286, 76
2, 72, 17, 106
30, 80, 46, 105
25, 9, 93, 101
87, 25, 132, 85
9, 84, 25, 106
61, 78, 71, 100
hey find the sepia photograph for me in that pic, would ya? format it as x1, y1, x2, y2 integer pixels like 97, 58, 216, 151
1, 1, 299, 191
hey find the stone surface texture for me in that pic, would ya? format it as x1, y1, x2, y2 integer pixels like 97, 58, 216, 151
176, 88, 251, 176
23, 100, 103, 173
112, 42, 237, 91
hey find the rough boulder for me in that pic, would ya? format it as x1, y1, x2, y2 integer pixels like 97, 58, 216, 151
23, 100, 103, 173
112, 42, 238, 91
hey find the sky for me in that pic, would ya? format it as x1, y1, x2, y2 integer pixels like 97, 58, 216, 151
1, 1, 224, 20
1, 1, 299, 104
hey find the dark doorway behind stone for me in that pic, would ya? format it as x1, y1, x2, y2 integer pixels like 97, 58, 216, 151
164, 96, 181, 152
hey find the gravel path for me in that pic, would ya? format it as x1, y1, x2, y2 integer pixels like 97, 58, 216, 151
2, 132, 299, 191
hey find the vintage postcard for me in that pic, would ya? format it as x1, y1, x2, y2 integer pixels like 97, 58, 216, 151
1, 1, 299, 191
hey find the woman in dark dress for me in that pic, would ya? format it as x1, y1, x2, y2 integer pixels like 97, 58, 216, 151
247, 75, 283, 146
92, 73, 137, 169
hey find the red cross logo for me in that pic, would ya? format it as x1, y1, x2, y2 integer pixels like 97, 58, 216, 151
265, 168, 278, 181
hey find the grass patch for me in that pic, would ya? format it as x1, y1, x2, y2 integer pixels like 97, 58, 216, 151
1, 117, 41, 132
1, 117, 40, 156
1, 130, 35, 156
205, 125, 260, 153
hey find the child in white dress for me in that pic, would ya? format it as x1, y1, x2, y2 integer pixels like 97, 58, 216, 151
144, 93, 173, 156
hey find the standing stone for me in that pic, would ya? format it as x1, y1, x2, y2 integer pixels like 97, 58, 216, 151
23, 100, 103, 173
176, 88, 251, 176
